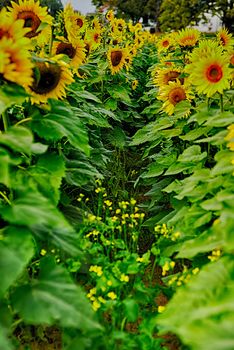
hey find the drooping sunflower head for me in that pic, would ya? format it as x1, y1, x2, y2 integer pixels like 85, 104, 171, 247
107, 46, 128, 75
176, 28, 200, 47
63, 3, 86, 43
9, 0, 53, 44
52, 37, 86, 72
106, 10, 114, 22
0, 36, 33, 87
185, 48, 232, 97
158, 81, 193, 116
152, 66, 184, 88
217, 28, 234, 50
27, 56, 74, 104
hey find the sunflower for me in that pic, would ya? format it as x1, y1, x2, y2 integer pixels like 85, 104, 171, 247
132, 79, 138, 90
63, 3, 86, 43
9, 0, 53, 44
27, 55, 74, 104
187, 39, 222, 63
107, 46, 128, 75
158, 80, 193, 116
106, 10, 114, 22
0, 36, 33, 87
153, 66, 184, 88
185, 48, 232, 97
176, 28, 200, 47
52, 37, 86, 72
217, 28, 234, 50
157, 34, 174, 52
0, 7, 30, 41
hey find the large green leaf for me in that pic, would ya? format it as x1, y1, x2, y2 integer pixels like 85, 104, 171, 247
157, 257, 234, 350
1, 189, 71, 230
0, 328, 13, 350
0, 126, 33, 155
28, 153, 66, 204
12, 257, 101, 330
32, 100, 90, 156
0, 226, 34, 296
0, 84, 29, 114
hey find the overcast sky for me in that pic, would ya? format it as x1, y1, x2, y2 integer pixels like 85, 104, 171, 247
61, 0, 96, 14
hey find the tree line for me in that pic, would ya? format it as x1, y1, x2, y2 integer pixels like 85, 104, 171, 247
92, 0, 234, 32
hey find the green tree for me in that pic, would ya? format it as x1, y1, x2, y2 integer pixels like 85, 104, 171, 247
159, 0, 234, 32
40, 0, 63, 16
92, 0, 162, 24
158, 0, 207, 32
209, 0, 234, 32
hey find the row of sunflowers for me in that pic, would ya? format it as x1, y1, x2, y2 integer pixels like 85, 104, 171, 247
0, 0, 234, 349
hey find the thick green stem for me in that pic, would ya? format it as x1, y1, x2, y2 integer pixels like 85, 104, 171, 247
2, 111, 9, 131
220, 93, 224, 113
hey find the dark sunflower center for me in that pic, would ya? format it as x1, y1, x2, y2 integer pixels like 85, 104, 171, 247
94, 33, 99, 42
17, 11, 41, 38
30, 62, 61, 95
169, 87, 186, 105
206, 64, 223, 83
111, 50, 123, 67
165, 71, 181, 84
220, 36, 226, 46
56, 42, 76, 59
76, 18, 83, 28
163, 40, 169, 47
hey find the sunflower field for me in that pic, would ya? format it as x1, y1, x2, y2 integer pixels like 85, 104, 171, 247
0, 1, 234, 349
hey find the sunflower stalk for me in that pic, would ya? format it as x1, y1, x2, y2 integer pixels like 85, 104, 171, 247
1, 111, 9, 131
220, 93, 224, 113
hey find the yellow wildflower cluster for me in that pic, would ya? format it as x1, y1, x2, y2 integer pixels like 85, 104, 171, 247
208, 249, 221, 262
154, 224, 180, 241
162, 261, 175, 276
168, 266, 200, 287
89, 265, 103, 276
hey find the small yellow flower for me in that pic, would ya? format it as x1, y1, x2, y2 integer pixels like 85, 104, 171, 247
89, 265, 103, 276
158, 305, 166, 313
130, 198, 137, 205
107, 291, 117, 300
92, 299, 101, 311
98, 296, 106, 304
40, 249, 47, 256
104, 199, 112, 207
116, 209, 121, 214
120, 274, 129, 282
107, 280, 113, 286
192, 267, 200, 275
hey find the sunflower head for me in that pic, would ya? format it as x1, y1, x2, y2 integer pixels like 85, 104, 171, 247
28, 56, 74, 103
0, 36, 33, 87
217, 28, 234, 50
52, 37, 86, 71
106, 10, 114, 22
9, 0, 53, 43
107, 46, 127, 75
157, 34, 174, 52
158, 81, 192, 116
176, 28, 200, 47
153, 66, 184, 87
185, 46, 232, 97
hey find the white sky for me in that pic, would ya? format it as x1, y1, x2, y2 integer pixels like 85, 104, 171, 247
61, 0, 96, 14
